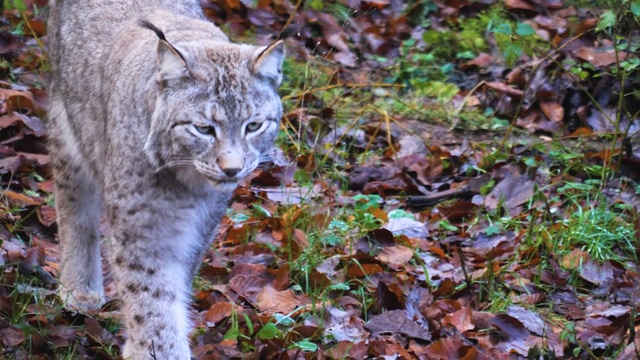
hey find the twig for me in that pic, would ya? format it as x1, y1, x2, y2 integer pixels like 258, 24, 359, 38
406, 185, 476, 208
279, 0, 303, 38
19, 10, 48, 60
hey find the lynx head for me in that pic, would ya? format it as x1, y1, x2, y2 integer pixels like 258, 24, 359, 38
140, 20, 285, 191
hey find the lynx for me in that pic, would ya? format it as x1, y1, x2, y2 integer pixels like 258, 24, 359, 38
47, 1, 285, 358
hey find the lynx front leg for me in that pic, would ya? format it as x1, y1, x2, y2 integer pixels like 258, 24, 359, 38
50, 100, 104, 310
110, 230, 194, 360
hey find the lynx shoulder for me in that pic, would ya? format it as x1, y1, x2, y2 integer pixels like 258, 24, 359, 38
47, 1, 284, 358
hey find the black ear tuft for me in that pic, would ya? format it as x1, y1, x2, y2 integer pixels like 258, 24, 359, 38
276, 25, 300, 41
138, 19, 188, 67
138, 19, 168, 42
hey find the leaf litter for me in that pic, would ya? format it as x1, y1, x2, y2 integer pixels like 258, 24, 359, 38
1, 0, 640, 359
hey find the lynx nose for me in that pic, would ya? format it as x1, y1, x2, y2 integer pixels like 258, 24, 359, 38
222, 167, 241, 177
217, 152, 244, 178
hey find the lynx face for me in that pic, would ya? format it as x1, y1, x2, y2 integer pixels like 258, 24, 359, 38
143, 24, 284, 190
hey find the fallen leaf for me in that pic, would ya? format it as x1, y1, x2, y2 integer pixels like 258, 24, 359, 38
205, 302, 243, 324
442, 306, 475, 333
575, 46, 626, 67
364, 309, 431, 341
376, 245, 414, 267
255, 285, 300, 315
507, 305, 546, 336
540, 101, 564, 122
484, 174, 535, 213
3, 189, 45, 207
0, 326, 25, 347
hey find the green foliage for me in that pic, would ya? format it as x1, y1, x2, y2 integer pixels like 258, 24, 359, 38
411, 80, 459, 102
489, 20, 538, 67
374, 6, 496, 96
3, 0, 27, 11
256, 322, 280, 340
632, 0, 640, 15
289, 338, 318, 352
554, 193, 637, 263
597, 10, 618, 31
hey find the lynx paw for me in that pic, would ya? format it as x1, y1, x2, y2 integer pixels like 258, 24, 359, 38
59, 288, 104, 311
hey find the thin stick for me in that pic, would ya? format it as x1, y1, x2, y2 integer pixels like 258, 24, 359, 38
280, 0, 303, 38
19, 10, 48, 60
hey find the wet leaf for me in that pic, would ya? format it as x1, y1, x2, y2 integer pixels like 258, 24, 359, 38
0, 326, 25, 347
255, 285, 301, 315
364, 309, 431, 341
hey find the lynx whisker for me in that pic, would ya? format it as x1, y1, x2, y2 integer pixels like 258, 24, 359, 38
153, 159, 194, 173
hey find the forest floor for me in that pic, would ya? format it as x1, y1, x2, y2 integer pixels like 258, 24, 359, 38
1, 0, 640, 359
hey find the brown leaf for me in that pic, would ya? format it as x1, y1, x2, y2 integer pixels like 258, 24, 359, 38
472, 231, 516, 259
505, 0, 537, 11
37, 205, 57, 227
4, 91, 34, 114
46, 325, 77, 348
587, 304, 630, 319
0, 326, 25, 347
205, 302, 242, 324
507, 305, 546, 336
255, 285, 300, 315
3, 189, 45, 207
369, 338, 415, 358
442, 306, 475, 333
575, 46, 626, 67
3, 239, 26, 262
229, 274, 269, 301
376, 245, 414, 267
84, 317, 107, 344
579, 259, 614, 285
374, 281, 404, 311
0, 32, 21, 56
433, 277, 457, 297
484, 174, 535, 212
437, 200, 478, 222
324, 307, 366, 342
424, 337, 474, 360
490, 314, 529, 340
0, 114, 23, 130
460, 53, 493, 70
540, 101, 564, 122
28, 18, 47, 37
559, 249, 588, 270
346, 263, 384, 279
324, 340, 368, 360
364, 309, 431, 341
0, 156, 23, 175
484, 81, 524, 97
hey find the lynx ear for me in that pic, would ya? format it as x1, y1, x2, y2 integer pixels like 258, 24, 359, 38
157, 41, 190, 81
252, 40, 285, 86
138, 19, 190, 82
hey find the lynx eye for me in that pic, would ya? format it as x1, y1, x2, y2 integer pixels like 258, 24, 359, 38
194, 125, 216, 137
245, 122, 262, 133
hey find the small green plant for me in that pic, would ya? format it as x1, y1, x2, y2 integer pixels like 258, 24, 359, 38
489, 20, 539, 67
553, 193, 637, 263
560, 321, 582, 357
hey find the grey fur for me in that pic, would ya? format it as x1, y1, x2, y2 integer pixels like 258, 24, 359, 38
47, 1, 284, 358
